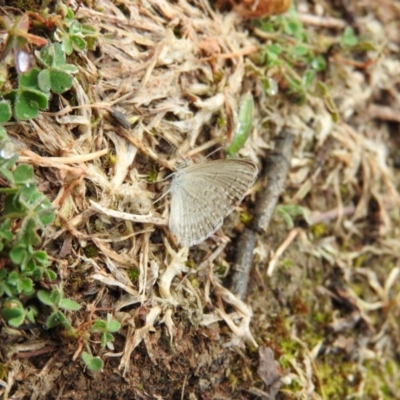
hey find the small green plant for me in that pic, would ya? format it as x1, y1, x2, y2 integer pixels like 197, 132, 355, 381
54, 7, 98, 55
0, 128, 64, 328
256, 12, 327, 104
35, 42, 79, 94
76, 314, 121, 371
2, 42, 79, 121
37, 287, 81, 329
91, 313, 121, 350
0, 10, 89, 122
340, 26, 358, 48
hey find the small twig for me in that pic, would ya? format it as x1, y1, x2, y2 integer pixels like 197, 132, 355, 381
254, 134, 293, 233
229, 132, 293, 299
228, 228, 257, 300
19, 148, 108, 165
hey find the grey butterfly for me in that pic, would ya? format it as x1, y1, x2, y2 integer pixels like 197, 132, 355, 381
169, 159, 258, 247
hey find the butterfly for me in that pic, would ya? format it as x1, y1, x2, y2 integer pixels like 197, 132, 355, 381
169, 159, 258, 247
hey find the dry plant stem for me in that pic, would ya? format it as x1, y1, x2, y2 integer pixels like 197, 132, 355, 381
229, 133, 293, 299
267, 228, 301, 276
89, 200, 167, 225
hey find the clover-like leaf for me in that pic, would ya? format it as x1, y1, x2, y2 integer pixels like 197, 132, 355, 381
46, 310, 69, 328
10, 244, 28, 265
0, 100, 12, 123
1, 297, 26, 327
13, 164, 34, 185
12, 88, 49, 121
37, 289, 54, 306
58, 298, 81, 311
82, 352, 103, 372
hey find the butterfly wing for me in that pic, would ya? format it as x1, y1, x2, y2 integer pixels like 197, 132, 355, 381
169, 160, 258, 247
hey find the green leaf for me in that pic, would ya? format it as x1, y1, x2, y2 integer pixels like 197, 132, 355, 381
2, 307, 26, 327
45, 311, 72, 329
69, 21, 82, 35
50, 288, 62, 305
7, 270, 19, 285
65, 7, 75, 19
10, 244, 28, 265
1, 298, 25, 327
46, 310, 65, 328
0, 100, 12, 123
51, 43, 67, 67
37, 200, 56, 226
107, 319, 121, 333
58, 298, 81, 311
91, 319, 107, 332
0, 219, 13, 242
340, 26, 358, 48
0, 138, 19, 182
13, 164, 34, 184
48, 70, 74, 94
70, 35, 87, 52
311, 55, 327, 72
1, 281, 13, 297
19, 185, 43, 208
13, 89, 49, 121
37, 69, 52, 93
37, 289, 54, 306
19, 68, 41, 91
293, 45, 308, 57
4, 193, 24, 215
43, 269, 57, 281
302, 69, 316, 89
81, 24, 97, 36
82, 352, 103, 372
20, 277, 34, 295
62, 36, 73, 56
266, 44, 282, 63
225, 93, 254, 157
18, 217, 41, 246
30, 266, 43, 280
37, 44, 53, 67
26, 305, 38, 323
0, 126, 8, 140
101, 332, 114, 348
0, 140, 17, 163
33, 250, 48, 266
